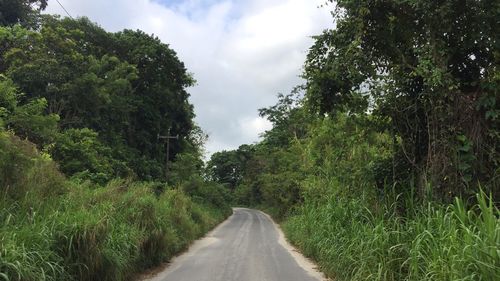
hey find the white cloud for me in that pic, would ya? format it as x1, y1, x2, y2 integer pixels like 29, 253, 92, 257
46, 0, 332, 156
237, 116, 272, 142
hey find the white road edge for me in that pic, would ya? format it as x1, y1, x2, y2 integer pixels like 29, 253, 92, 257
257, 209, 329, 281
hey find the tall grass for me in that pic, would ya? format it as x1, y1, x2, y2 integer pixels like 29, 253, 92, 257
0, 133, 232, 281
1, 182, 230, 281
276, 114, 500, 280
283, 191, 500, 280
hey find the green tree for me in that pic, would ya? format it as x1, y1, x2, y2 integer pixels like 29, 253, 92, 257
111, 29, 196, 168
0, 76, 59, 145
0, 0, 47, 27
0, 16, 199, 181
207, 145, 256, 191
207, 150, 241, 190
50, 128, 128, 184
259, 90, 312, 147
168, 126, 207, 185
0, 74, 17, 127
8, 97, 59, 145
304, 0, 500, 200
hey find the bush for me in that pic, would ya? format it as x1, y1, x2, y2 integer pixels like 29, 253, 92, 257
0, 132, 66, 200
50, 128, 117, 184
8, 98, 60, 146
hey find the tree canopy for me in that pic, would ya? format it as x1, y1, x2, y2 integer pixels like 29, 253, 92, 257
304, 0, 499, 198
1, 15, 199, 182
0, 0, 47, 27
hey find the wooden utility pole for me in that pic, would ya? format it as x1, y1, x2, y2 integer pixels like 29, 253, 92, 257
158, 129, 179, 181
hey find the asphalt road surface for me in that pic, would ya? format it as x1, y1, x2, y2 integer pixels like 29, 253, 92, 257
144, 208, 325, 281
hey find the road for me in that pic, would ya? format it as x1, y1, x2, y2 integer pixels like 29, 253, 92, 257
144, 208, 325, 281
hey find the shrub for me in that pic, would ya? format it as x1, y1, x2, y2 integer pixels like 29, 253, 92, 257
50, 128, 116, 184
0, 132, 66, 200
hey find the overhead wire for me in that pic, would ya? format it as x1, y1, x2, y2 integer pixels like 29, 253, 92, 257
54, 0, 73, 19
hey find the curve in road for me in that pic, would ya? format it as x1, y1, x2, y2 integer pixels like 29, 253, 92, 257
143, 208, 326, 281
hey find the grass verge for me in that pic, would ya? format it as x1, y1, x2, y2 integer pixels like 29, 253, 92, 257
282, 192, 499, 281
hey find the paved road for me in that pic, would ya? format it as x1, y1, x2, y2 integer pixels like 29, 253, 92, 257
145, 208, 324, 281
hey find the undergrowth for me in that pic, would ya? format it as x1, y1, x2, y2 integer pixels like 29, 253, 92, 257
0, 132, 231, 281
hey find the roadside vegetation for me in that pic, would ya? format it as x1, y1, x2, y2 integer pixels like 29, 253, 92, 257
207, 1, 500, 280
1, 1, 231, 280
1, 0, 499, 280
0, 132, 230, 281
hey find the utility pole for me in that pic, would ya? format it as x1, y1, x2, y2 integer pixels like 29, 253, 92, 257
158, 129, 179, 181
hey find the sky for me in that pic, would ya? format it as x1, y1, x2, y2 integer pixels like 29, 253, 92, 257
46, 0, 333, 156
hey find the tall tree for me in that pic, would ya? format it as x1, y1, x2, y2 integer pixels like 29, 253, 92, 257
0, 0, 47, 27
0, 16, 199, 181
304, 0, 500, 199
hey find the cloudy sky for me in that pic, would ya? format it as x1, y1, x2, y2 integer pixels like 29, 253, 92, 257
46, 0, 333, 155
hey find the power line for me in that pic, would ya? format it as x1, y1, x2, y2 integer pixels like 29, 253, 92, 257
55, 0, 73, 19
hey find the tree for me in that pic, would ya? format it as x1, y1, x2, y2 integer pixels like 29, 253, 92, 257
304, 0, 500, 200
0, 74, 17, 127
111, 29, 196, 165
0, 76, 59, 146
259, 90, 312, 147
0, 16, 199, 181
0, 0, 47, 27
206, 144, 256, 191
50, 128, 128, 184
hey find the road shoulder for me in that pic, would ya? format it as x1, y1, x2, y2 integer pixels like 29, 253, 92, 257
137, 209, 234, 281
258, 210, 330, 281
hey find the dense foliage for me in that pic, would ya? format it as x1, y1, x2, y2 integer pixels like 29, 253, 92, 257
305, 0, 499, 200
1, 2, 232, 280
207, 0, 500, 280
0, 0, 47, 27
1, 14, 196, 181
1, 0, 498, 280
0, 132, 231, 281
